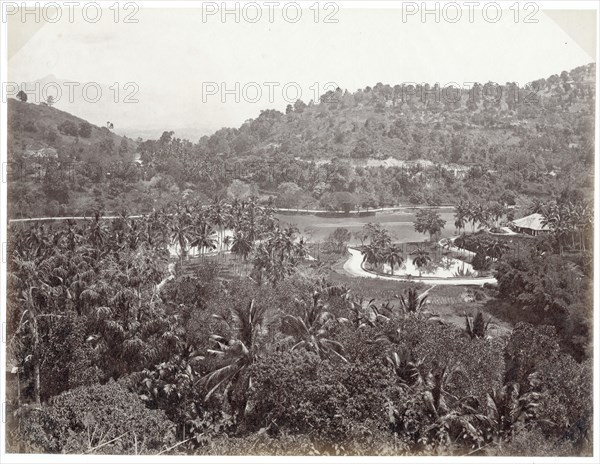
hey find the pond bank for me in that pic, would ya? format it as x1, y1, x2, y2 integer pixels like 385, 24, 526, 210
342, 248, 497, 286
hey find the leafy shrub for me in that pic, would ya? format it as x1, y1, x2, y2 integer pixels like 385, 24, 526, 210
79, 121, 92, 138
247, 350, 399, 446
44, 127, 59, 143
24, 120, 37, 132
495, 255, 592, 360
472, 250, 491, 270
17, 381, 176, 454
504, 323, 593, 454
58, 120, 79, 136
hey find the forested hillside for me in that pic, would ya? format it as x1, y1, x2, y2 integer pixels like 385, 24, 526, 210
196, 63, 595, 163
7, 98, 137, 217
7, 63, 595, 217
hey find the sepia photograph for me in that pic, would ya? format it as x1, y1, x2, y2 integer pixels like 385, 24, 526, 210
0, 1, 598, 462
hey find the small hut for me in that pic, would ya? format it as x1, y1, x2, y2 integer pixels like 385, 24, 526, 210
510, 213, 550, 236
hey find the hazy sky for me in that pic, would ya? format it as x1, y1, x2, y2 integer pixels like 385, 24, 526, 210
7, 4, 597, 139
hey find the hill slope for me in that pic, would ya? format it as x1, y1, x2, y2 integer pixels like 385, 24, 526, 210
7, 63, 596, 218
8, 98, 136, 160
7, 98, 139, 217
193, 63, 595, 164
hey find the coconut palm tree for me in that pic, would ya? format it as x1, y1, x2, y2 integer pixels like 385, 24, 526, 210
528, 198, 545, 215
454, 200, 468, 235
201, 299, 270, 417
464, 201, 477, 232
540, 202, 568, 255
63, 220, 83, 252
384, 245, 404, 275
575, 201, 593, 251
281, 291, 348, 362
231, 231, 253, 262
362, 243, 381, 271
87, 211, 108, 259
9, 254, 64, 405
209, 198, 228, 254
170, 218, 194, 264
474, 202, 490, 230
410, 247, 431, 276
372, 228, 392, 250
190, 221, 217, 261
489, 201, 506, 227
250, 225, 305, 286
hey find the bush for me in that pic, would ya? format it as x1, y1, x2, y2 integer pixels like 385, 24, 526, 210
79, 121, 92, 138
503, 323, 593, 454
58, 120, 79, 136
17, 381, 176, 454
472, 250, 491, 270
45, 127, 59, 143
247, 350, 398, 445
24, 120, 37, 132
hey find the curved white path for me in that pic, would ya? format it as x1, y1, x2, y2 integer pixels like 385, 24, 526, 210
342, 248, 497, 286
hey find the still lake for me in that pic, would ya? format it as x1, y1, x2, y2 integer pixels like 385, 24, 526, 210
275, 208, 457, 245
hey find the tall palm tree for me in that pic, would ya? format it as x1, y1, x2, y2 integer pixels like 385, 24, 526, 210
231, 231, 253, 262
61, 220, 80, 251
474, 202, 490, 230
170, 219, 194, 264
201, 299, 270, 416
465, 201, 477, 232
489, 201, 506, 227
190, 221, 217, 261
454, 200, 468, 235
9, 255, 60, 405
372, 228, 392, 250
384, 245, 404, 275
410, 247, 431, 276
528, 198, 545, 215
362, 243, 381, 270
209, 198, 228, 254
87, 211, 107, 259
540, 202, 568, 255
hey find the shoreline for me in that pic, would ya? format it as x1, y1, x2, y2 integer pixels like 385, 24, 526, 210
8, 204, 457, 224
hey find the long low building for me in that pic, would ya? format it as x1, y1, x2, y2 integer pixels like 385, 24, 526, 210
509, 213, 551, 236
